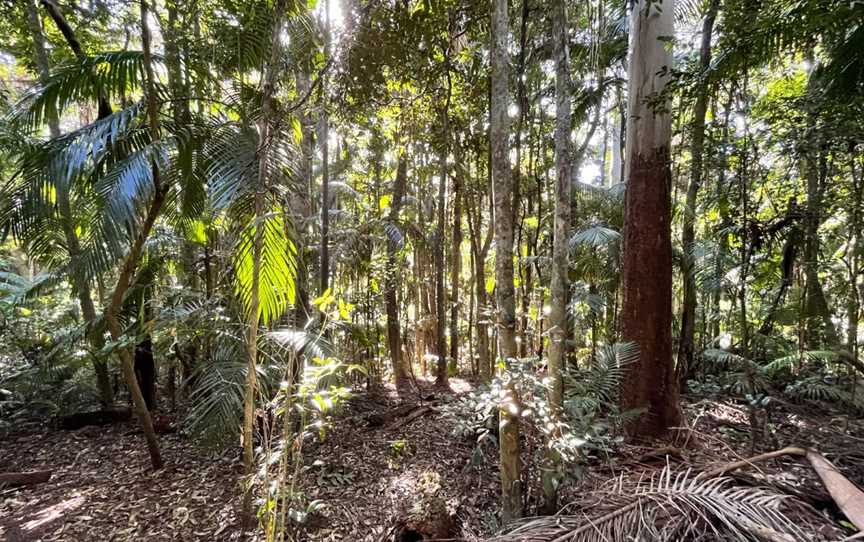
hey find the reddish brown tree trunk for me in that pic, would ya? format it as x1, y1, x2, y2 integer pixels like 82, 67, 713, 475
619, 0, 681, 438
620, 153, 681, 436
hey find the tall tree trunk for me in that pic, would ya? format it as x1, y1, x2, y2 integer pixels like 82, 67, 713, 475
241, 0, 287, 525
27, 0, 114, 406
435, 54, 452, 387
295, 69, 315, 325
491, 0, 522, 521
848, 158, 862, 396
449, 145, 462, 374
803, 151, 839, 347
319, 0, 331, 295
677, 0, 718, 390
103, 0, 165, 470
619, 0, 681, 438
467, 180, 493, 381
542, 0, 571, 513
387, 157, 410, 388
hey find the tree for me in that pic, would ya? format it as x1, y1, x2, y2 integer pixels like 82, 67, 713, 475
677, 0, 719, 389
241, 0, 289, 525
542, 0, 572, 514
619, 0, 681, 437
386, 155, 410, 388
491, 0, 523, 521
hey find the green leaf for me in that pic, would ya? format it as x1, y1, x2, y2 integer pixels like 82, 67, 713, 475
233, 213, 297, 325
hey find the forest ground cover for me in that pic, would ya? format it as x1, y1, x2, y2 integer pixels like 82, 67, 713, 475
2, 376, 860, 541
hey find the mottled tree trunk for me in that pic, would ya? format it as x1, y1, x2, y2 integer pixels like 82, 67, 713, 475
619, 0, 681, 438
491, 0, 522, 521
319, 0, 331, 295
387, 157, 410, 388
542, 0, 572, 513
449, 146, 462, 374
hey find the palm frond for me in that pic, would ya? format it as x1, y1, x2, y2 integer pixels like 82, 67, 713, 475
233, 212, 297, 325
494, 468, 804, 542
763, 350, 837, 374
570, 224, 620, 248
8, 51, 154, 131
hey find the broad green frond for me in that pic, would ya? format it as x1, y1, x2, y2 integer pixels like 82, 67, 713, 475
9, 52, 155, 131
234, 212, 297, 325
570, 224, 620, 248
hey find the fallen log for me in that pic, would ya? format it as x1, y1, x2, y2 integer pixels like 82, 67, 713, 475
364, 402, 438, 428
0, 470, 52, 487
57, 407, 132, 430
389, 405, 435, 430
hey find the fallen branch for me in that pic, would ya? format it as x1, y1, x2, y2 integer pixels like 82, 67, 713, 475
57, 407, 132, 430
389, 405, 435, 430
365, 402, 439, 428
0, 470, 52, 487
698, 446, 806, 479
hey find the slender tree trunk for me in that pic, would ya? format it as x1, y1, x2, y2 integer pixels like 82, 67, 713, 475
449, 145, 462, 374
387, 157, 410, 388
803, 151, 839, 347
295, 69, 315, 324
491, 0, 522, 521
848, 158, 862, 398
542, 0, 572, 513
241, 0, 287, 525
102, 0, 164, 470
467, 184, 493, 381
677, 0, 718, 390
319, 0, 331, 295
619, 0, 681, 438
435, 58, 452, 387
611, 87, 623, 186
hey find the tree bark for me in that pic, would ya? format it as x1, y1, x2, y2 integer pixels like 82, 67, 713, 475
387, 156, 410, 388
542, 0, 572, 513
435, 52, 452, 387
803, 151, 839, 347
466, 183, 493, 381
319, 0, 331, 295
491, 0, 523, 521
449, 144, 463, 374
677, 0, 718, 390
619, 0, 681, 438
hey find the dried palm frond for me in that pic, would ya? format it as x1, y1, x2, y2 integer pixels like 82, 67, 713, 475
489, 468, 804, 542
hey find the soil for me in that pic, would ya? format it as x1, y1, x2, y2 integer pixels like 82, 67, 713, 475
1, 379, 862, 541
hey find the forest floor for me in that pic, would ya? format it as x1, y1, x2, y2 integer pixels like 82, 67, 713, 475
1, 378, 862, 541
